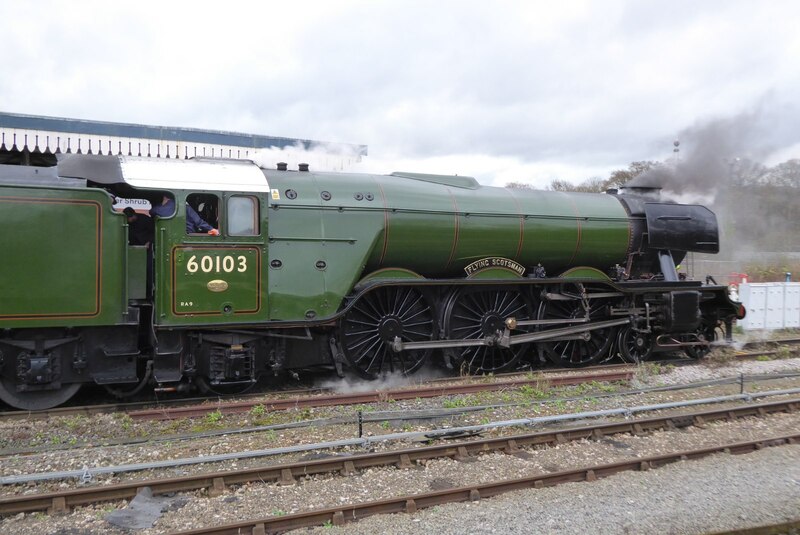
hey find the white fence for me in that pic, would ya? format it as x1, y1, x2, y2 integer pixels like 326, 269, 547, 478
738, 283, 800, 330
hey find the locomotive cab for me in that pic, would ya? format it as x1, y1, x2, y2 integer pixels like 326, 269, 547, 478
57, 155, 276, 393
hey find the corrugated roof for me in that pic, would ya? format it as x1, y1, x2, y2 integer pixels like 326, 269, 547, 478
0, 111, 367, 157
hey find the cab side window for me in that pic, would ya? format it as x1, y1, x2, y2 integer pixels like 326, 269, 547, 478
186, 193, 219, 235
228, 196, 259, 236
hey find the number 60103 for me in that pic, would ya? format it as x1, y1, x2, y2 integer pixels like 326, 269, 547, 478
186, 255, 248, 273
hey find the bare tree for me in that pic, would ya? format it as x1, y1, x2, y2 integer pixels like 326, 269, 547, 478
606, 161, 660, 189
547, 179, 575, 191
505, 181, 535, 190
573, 177, 607, 193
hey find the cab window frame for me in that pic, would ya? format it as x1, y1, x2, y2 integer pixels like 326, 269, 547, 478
226, 195, 260, 236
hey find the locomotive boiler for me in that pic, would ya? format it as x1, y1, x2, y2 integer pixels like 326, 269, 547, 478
0, 155, 743, 409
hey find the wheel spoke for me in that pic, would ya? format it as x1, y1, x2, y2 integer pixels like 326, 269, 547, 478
399, 305, 430, 323
346, 318, 380, 328
446, 289, 531, 374
340, 287, 434, 379
450, 324, 484, 339
347, 328, 381, 337
395, 289, 417, 317
363, 295, 385, 321
403, 328, 432, 338
539, 286, 614, 367
353, 337, 383, 364
353, 304, 381, 324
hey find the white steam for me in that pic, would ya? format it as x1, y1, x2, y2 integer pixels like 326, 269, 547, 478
251, 141, 365, 172
317, 365, 450, 394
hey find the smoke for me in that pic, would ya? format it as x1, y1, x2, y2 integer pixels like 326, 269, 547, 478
631, 101, 800, 276
628, 106, 779, 203
250, 141, 366, 172
316, 364, 450, 394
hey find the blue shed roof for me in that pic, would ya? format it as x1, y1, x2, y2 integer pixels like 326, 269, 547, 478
0, 111, 368, 156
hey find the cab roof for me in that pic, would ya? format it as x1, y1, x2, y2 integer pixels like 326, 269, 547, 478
56, 154, 270, 192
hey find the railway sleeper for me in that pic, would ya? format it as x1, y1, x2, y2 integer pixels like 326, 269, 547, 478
2, 400, 797, 517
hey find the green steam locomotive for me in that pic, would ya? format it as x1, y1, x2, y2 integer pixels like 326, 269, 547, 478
0, 155, 743, 409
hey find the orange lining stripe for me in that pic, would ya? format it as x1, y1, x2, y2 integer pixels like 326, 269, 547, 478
504, 189, 525, 261
377, 182, 389, 267
564, 194, 583, 265
445, 190, 460, 269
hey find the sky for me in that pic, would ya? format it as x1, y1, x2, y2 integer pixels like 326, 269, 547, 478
2, 0, 800, 188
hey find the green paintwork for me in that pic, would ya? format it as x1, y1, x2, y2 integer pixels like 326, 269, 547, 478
262, 169, 631, 321
263, 172, 384, 322
389, 172, 480, 189
1, 165, 632, 330
0, 184, 130, 328
171, 246, 261, 317
558, 266, 612, 281
358, 268, 425, 283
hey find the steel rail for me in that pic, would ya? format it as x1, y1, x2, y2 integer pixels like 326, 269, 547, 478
0, 385, 327, 422
1, 337, 796, 421
1, 398, 796, 517
6, 387, 799, 487
127, 370, 633, 421
0, 366, 631, 423
3, 371, 798, 460
171, 432, 800, 534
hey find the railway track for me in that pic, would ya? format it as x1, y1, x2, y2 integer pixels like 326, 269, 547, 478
169, 433, 800, 535
1, 371, 797, 462
0, 367, 633, 423
128, 369, 634, 421
0, 336, 796, 422
0, 363, 637, 422
1, 398, 796, 518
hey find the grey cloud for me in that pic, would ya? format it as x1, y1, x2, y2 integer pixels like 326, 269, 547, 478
3, 0, 800, 185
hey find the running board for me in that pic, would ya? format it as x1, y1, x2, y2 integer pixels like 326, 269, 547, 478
391, 318, 632, 352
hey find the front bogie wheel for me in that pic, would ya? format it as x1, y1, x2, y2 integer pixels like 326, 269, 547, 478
617, 327, 653, 363
684, 323, 724, 359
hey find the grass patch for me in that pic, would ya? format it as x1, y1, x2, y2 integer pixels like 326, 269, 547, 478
705, 347, 738, 367
634, 362, 664, 382
205, 410, 224, 424
523, 385, 550, 399
442, 396, 471, 409
64, 414, 87, 431
775, 345, 796, 359
249, 404, 266, 417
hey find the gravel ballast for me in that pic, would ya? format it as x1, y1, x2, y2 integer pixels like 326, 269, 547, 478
303, 444, 800, 535
1, 355, 799, 534
2, 411, 798, 534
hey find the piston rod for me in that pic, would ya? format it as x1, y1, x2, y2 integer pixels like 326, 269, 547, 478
391, 317, 632, 352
